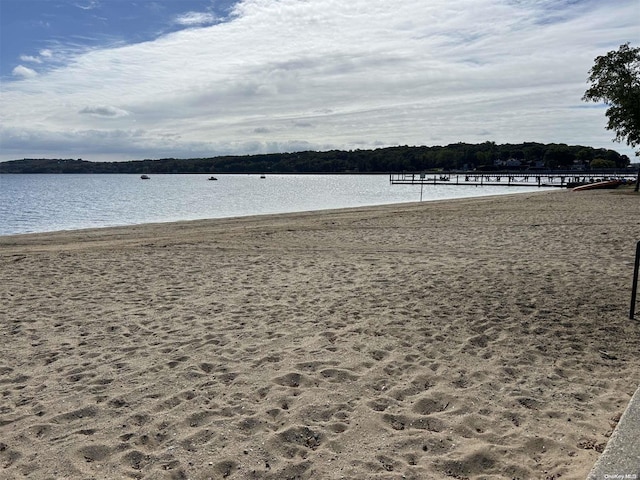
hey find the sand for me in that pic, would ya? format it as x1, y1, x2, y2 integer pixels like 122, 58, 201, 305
1, 188, 639, 480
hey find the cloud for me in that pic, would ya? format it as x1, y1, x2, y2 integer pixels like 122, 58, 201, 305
0, 123, 319, 162
1, 0, 639, 161
75, 1, 100, 10
19, 55, 42, 64
18, 49, 54, 66
79, 105, 130, 118
174, 12, 219, 26
11, 65, 38, 78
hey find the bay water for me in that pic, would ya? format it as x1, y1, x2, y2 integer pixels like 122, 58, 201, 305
0, 174, 549, 236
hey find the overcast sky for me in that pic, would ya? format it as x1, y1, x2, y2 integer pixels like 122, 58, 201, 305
1, 0, 638, 162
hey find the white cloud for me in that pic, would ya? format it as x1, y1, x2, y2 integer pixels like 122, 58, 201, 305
1, 0, 639, 161
174, 12, 218, 26
79, 105, 130, 118
19, 49, 54, 66
11, 65, 38, 78
75, 1, 100, 10
19, 55, 42, 64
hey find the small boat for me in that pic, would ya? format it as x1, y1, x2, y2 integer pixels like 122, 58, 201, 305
140, 174, 150, 180
208, 176, 218, 181
572, 179, 622, 191
260, 174, 266, 179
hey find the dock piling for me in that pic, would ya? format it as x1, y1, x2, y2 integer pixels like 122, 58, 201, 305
630, 241, 640, 320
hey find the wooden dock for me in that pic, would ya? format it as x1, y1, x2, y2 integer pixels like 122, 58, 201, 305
389, 171, 636, 188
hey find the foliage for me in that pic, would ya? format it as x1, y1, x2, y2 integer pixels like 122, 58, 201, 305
0, 142, 631, 174
583, 43, 640, 155
589, 158, 617, 169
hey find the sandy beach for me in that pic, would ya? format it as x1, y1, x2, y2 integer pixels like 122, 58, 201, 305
1, 188, 639, 479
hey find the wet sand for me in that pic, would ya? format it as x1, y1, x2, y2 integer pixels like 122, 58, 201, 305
1, 188, 639, 479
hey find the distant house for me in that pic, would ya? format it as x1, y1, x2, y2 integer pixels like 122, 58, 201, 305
494, 158, 523, 169
571, 162, 587, 171
505, 158, 522, 168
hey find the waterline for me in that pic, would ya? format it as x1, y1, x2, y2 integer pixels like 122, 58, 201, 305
0, 174, 552, 236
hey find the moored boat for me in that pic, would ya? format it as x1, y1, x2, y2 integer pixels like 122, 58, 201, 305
572, 179, 622, 191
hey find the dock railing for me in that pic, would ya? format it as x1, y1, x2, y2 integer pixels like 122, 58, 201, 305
389, 170, 637, 188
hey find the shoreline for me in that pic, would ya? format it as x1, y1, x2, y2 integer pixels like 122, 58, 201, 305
1, 189, 639, 479
0, 188, 552, 240
0, 174, 554, 237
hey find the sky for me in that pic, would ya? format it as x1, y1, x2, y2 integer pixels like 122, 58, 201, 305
0, 0, 638, 162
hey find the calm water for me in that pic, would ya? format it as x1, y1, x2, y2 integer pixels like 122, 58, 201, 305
0, 174, 549, 236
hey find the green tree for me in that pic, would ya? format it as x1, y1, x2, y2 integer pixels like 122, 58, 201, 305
583, 43, 640, 189
590, 158, 616, 169
543, 145, 575, 169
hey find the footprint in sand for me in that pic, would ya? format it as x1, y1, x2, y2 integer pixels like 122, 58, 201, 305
175, 431, 212, 455
121, 449, 153, 471
0, 442, 22, 468
437, 450, 519, 479
212, 460, 238, 478
269, 425, 324, 459
167, 355, 190, 369
382, 413, 445, 432
52, 406, 99, 424
76, 444, 112, 463
272, 372, 312, 388
367, 397, 394, 412
411, 395, 451, 415
319, 368, 359, 383
29, 423, 54, 439
184, 411, 214, 428
128, 413, 151, 427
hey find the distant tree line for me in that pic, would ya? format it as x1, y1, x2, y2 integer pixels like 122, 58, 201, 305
0, 142, 632, 174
